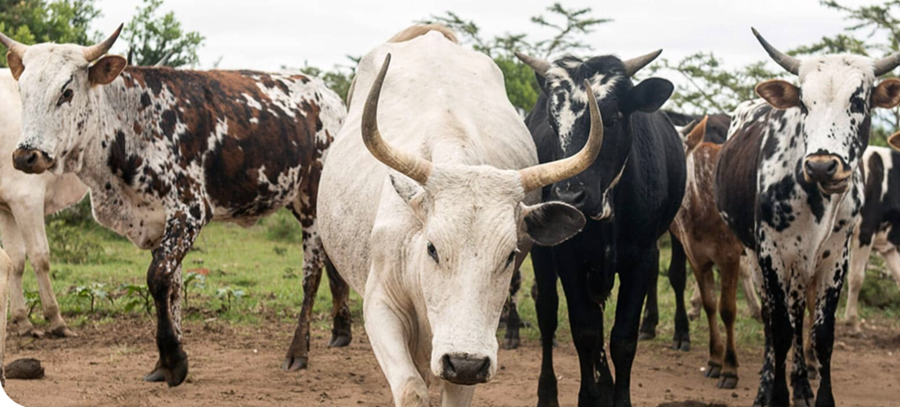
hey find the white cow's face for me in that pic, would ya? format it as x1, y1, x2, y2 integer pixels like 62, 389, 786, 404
390, 166, 583, 385
4, 28, 126, 175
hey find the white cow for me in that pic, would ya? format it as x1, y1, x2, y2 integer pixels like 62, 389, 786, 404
318, 25, 602, 406
0, 69, 87, 338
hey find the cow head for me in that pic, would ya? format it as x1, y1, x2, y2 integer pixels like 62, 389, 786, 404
0, 24, 126, 175
516, 51, 673, 220
752, 28, 900, 195
362, 54, 602, 385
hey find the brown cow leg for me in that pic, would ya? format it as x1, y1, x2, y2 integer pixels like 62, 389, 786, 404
697, 263, 726, 381
717, 259, 740, 389
804, 283, 819, 381
326, 258, 352, 348
283, 206, 327, 371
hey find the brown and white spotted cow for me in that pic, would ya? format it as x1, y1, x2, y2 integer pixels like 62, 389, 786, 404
0, 25, 350, 386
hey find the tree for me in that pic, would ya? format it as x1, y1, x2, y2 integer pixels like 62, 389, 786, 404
421, 3, 611, 111
0, 0, 100, 67
296, 56, 359, 105
123, 0, 204, 68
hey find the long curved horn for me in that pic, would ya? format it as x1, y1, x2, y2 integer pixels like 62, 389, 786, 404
0, 31, 28, 59
519, 79, 604, 192
83, 23, 124, 62
874, 52, 900, 76
515, 52, 552, 78
751, 27, 800, 75
155, 50, 174, 67
623, 49, 662, 77
361, 53, 433, 184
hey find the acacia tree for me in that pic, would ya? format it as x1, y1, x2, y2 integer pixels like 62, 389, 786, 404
123, 0, 204, 68
0, 0, 100, 66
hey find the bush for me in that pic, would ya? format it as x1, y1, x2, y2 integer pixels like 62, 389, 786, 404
46, 220, 106, 264
263, 209, 302, 243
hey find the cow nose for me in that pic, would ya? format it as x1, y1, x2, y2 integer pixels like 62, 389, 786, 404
440, 354, 491, 385
12, 148, 52, 174
553, 186, 586, 207
804, 156, 839, 183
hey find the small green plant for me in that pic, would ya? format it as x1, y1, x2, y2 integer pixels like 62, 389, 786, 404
47, 220, 106, 264
282, 267, 298, 279
119, 283, 153, 315
72, 283, 112, 314
24, 290, 40, 318
183, 272, 206, 309
216, 286, 245, 310
273, 246, 287, 256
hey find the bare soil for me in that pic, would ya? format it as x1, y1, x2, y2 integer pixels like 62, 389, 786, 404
3, 317, 899, 406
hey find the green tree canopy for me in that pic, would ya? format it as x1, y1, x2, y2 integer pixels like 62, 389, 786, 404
123, 0, 204, 68
0, 0, 100, 67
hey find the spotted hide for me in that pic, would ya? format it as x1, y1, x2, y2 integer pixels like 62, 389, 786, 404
715, 28, 900, 407
844, 146, 900, 333
1, 27, 350, 386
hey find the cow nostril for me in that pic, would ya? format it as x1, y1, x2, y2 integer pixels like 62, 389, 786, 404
477, 357, 490, 378
25, 151, 38, 165
442, 354, 455, 376
825, 159, 838, 175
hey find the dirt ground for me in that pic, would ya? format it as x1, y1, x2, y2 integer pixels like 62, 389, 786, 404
2, 316, 899, 407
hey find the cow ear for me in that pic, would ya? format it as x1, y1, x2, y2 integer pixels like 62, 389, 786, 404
7, 51, 24, 80
684, 116, 707, 155
889, 131, 900, 151
756, 79, 800, 109
89, 55, 127, 85
522, 202, 586, 246
624, 78, 673, 113
873, 78, 900, 109
390, 173, 425, 202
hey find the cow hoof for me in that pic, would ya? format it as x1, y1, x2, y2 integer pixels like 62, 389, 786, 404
672, 339, 690, 352
282, 356, 308, 371
51, 326, 78, 338
716, 373, 738, 389
793, 395, 814, 407
637, 331, 656, 341
704, 362, 722, 378
143, 367, 166, 382
327, 333, 351, 348
17, 326, 44, 339
503, 337, 520, 350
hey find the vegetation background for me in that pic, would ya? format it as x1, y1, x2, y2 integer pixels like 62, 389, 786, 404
0, 0, 897, 346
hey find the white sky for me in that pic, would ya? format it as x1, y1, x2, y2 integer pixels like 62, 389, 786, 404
91, 0, 880, 72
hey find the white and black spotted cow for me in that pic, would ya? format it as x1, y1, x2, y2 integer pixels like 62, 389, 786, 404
0, 25, 351, 386
844, 145, 900, 333
716, 28, 900, 407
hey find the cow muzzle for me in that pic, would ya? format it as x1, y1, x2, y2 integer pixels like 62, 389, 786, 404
439, 353, 491, 385
803, 154, 850, 194
12, 148, 55, 174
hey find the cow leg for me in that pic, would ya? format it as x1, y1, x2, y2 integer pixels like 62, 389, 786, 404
688, 279, 702, 321
283, 206, 327, 371
0, 211, 40, 338
789, 282, 814, 407
880, 247, 900, 300
502, 266, 522, 350
610, 250, 656, 407
0, 248, 11, 387
144, 212, 202, 387
696, 262, 724, 380
560, 266, 607, 407
803, 284, 819, 381
753, 250, 792, 407
364, 286, 428, 407
325, 257, 352, 348
10, 202, 74, 337
810, 238, 851, 407
843, 228, 871, 334
717, 259, 740, 389
532, 246, 560, 407
638, 258, 659, 341
739, 255, 762, 322
668, 234, 690, 351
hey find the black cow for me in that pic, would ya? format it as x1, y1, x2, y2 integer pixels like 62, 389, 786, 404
517, 51, 685, 407
715, 29, 900, 407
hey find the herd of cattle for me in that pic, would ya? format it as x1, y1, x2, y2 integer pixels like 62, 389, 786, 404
0, 21, 897, 407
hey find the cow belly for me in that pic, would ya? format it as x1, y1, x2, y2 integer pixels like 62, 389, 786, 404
90, 191, 166, 250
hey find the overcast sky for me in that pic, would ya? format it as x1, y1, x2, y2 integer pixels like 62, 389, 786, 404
91, 0, 880, 73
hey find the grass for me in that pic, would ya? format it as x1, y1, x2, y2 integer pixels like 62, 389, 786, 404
16, 208, 900, 350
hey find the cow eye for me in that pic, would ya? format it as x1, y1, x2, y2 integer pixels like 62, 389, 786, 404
427, 242, 439, 263
605, 112, 622, 128
57, 89, 74, 106
505, 250, 518, 268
